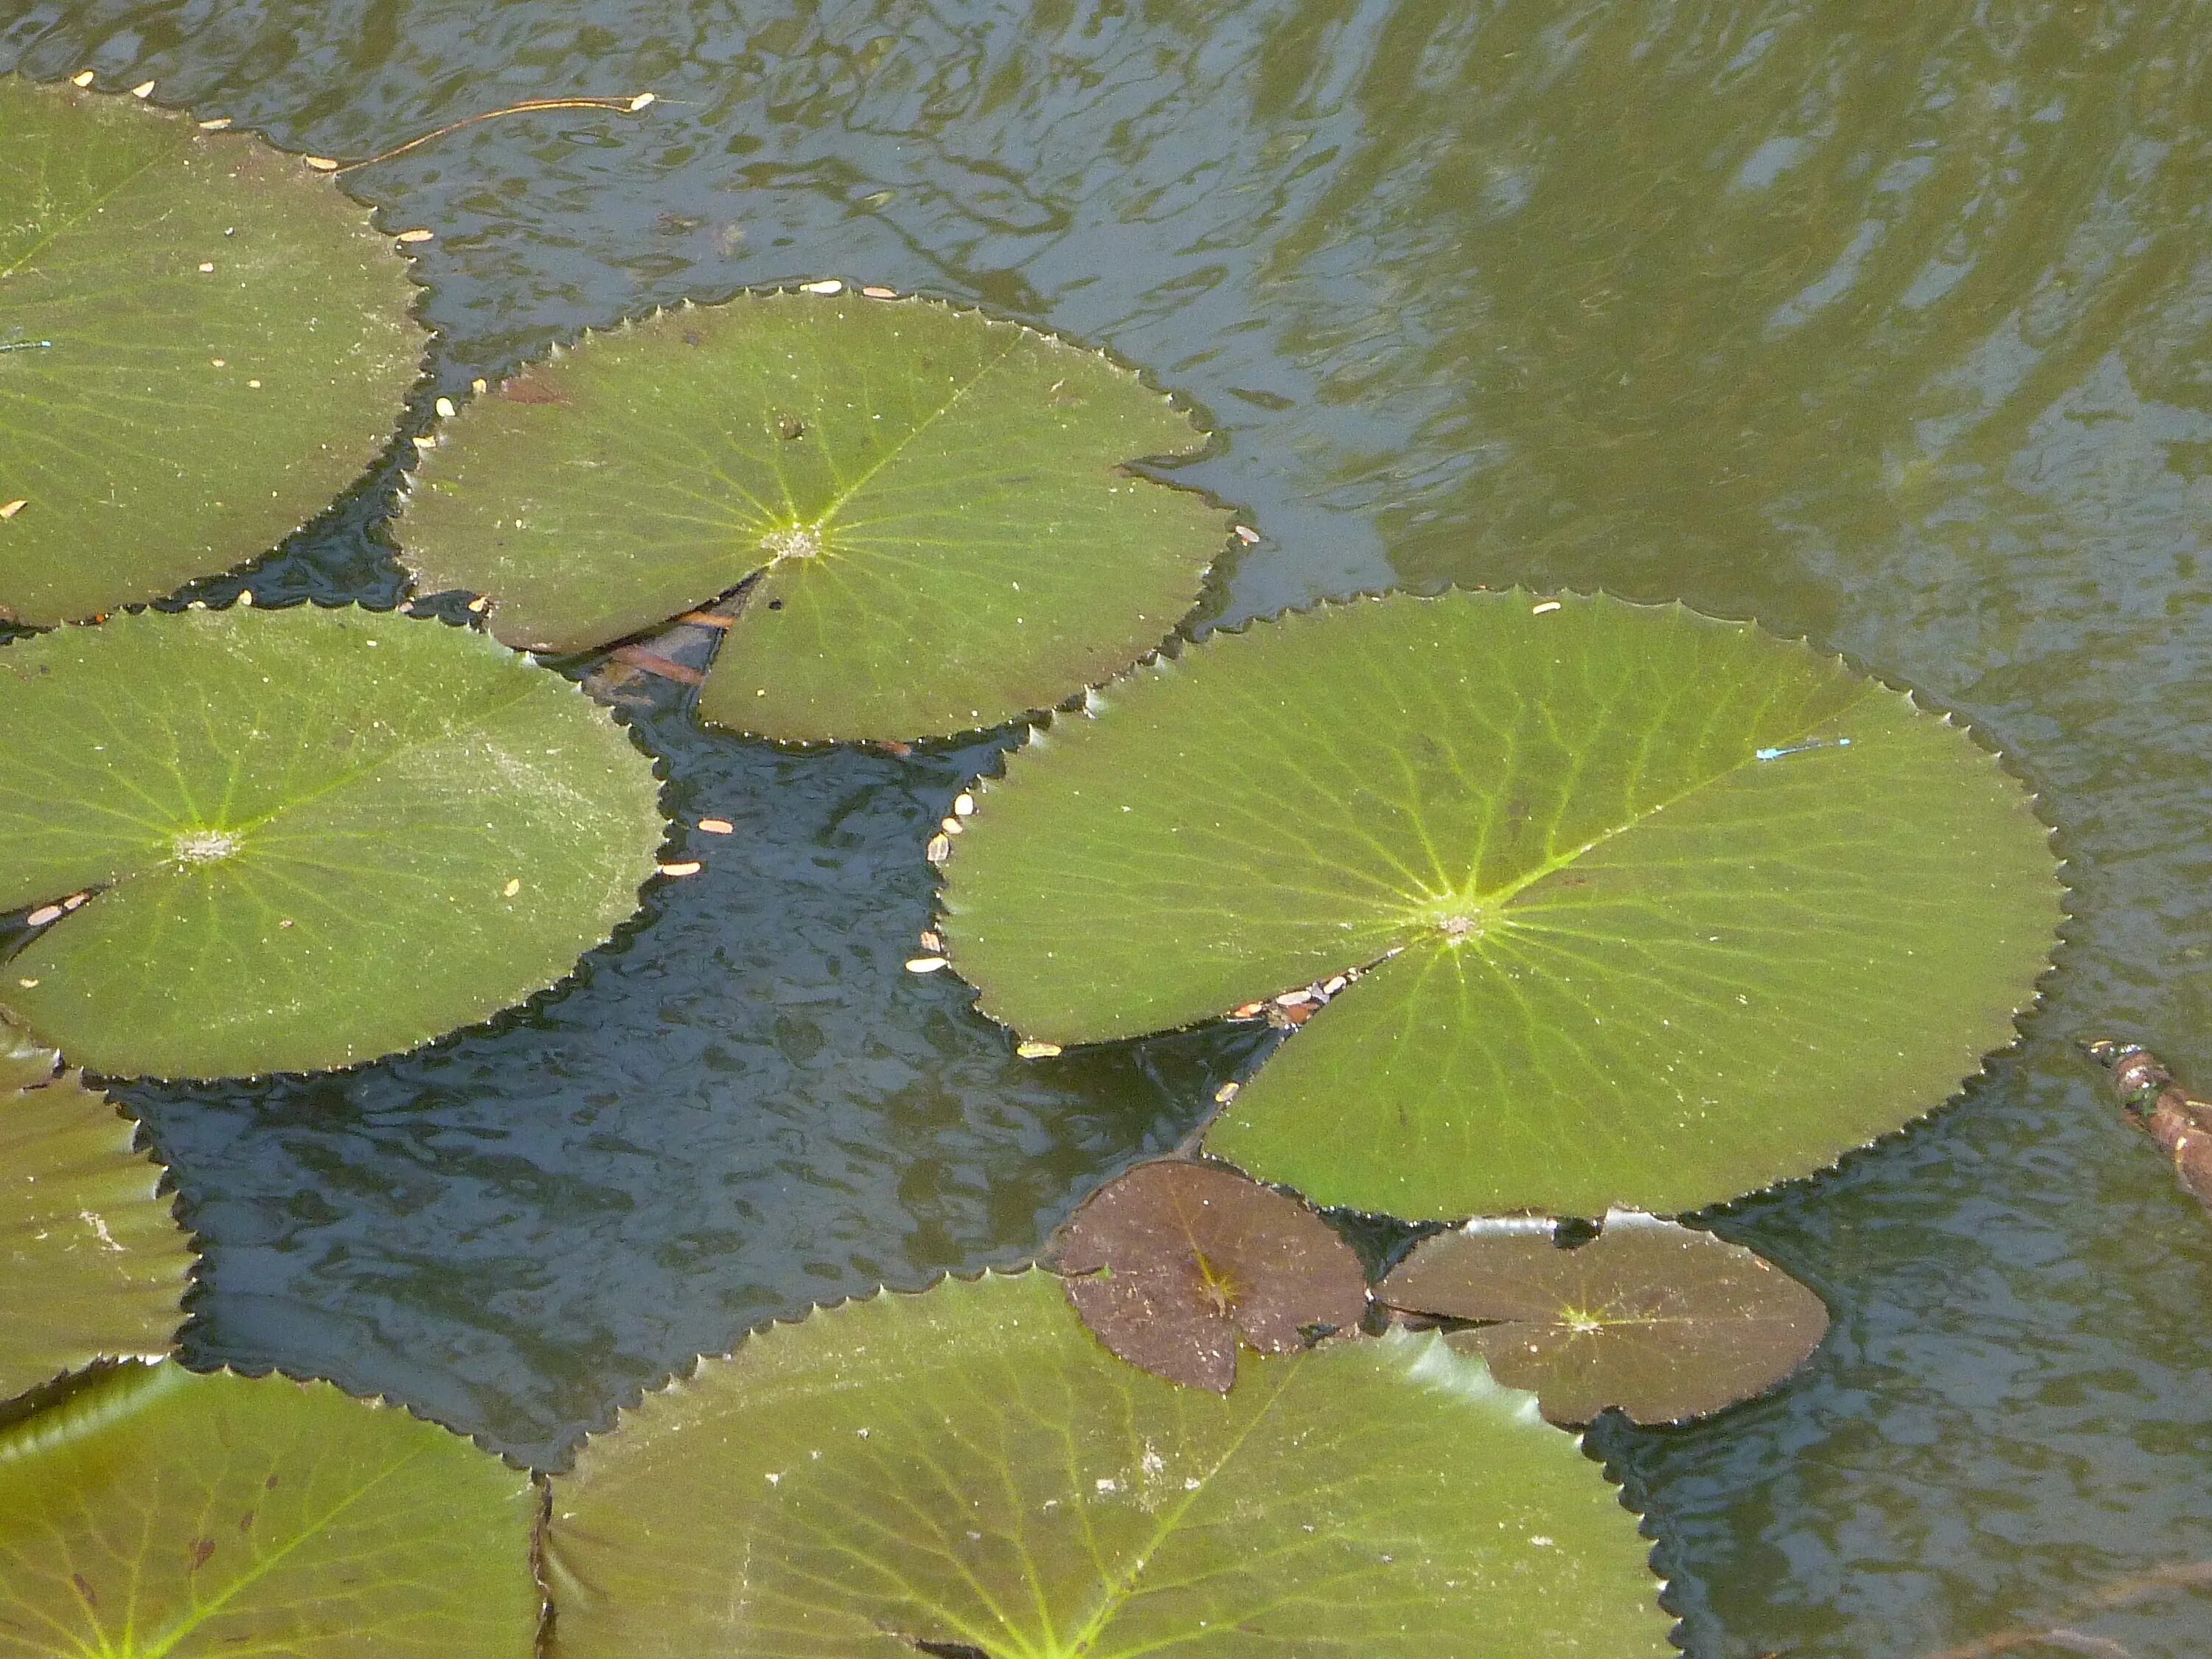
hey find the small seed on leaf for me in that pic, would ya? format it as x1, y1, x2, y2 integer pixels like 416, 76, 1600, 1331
502, 878, 521, 897
71, 71, 94, 86
197, 116, 232, 130
953, 793, 975, 816
1214, 1081, 1239, 1104
906, 956, 949, 973
26, 905, 63, 927
860, 285, 898, 299
467, 597, 489, 613
1531, 600, 1562, 615
917, 929, 943, 952
1016, 1040, 1062, 1058
800, 279, 844, 294
131, 80, 155, 98
1229, 1001, 1266, 1019
396, 228, 435, 243
925, 833, 952, 864
61, 893, 88, 911
471, 378, 488, 395
0, 500, 24, 521
1275, 989, 1315, 1006
198, 262, 215, 272
18, 979, 37, 989
940, 816, 963, 836
627, 91, 657, 111
657, 860, 702, 877
1234, 524, 1261, 545
435, 397, 456, 420
697, 818, 734, 835
304, 156, 340, 171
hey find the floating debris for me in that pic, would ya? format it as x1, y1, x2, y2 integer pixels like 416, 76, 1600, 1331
656, 860, 702, 877
396, 228, 435, 243
799, 279, 844, 295
697, 818, 734, 835
905, 956, 949, 974
2083, 1038, 2212, 1214
1233, 524, 1261, 545
1214, 1081, 1240, 1105
71, 70, 94, 87
24, 905, 63, 928
1016, 1040, 1062, 1059
860, 285, 899, 299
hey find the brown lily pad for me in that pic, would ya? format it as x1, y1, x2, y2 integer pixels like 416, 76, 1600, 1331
1378, 1211, 1828, 1425
1054, 1159, 1368, 1391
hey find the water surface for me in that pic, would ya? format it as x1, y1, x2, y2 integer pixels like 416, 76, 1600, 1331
4, 1, 2210, 1653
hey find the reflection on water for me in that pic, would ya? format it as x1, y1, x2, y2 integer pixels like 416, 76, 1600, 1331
3, 0, 2211, 1652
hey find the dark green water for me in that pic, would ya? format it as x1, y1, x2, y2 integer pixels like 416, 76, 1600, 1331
5, 1, 2211, 1652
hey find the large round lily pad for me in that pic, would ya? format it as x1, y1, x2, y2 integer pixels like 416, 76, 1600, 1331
0, 75, 425, 626
397, 291, 1230, 743
0, 1362, 540, 1657
0, 603, 666, 1079
0, 1013, 193, 1405
939, 590, 2061, 1220
543, 1269, 1669, 1658
1379, 1212, 1829, 1425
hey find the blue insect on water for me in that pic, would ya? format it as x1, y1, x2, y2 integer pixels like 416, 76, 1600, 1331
1755, 737, 1852, 762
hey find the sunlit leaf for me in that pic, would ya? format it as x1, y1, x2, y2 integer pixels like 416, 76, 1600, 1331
0, 1362, 539, 1658
1056, 1157, 1366, 1391
397, 291, 1229, 742
0, 1013, 192, 1405
1380, 1212, 1828, 1425
0, 604, 665, 1079
544, 1269, 1669, 1658
939, 589, 2061, 1219
0, 75, 425, 625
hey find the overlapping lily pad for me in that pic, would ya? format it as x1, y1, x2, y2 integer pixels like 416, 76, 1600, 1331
1380, 1213, 1829, 1425
0, 603, 666, 1079
1057, 1157, 1367, 1391
397, 291, 1231, 743
0, 1013, 193, 1404
939, 589, 2062, 1220
0, 1362, 540, 1657
0, 75, 425, 625
543, 1268, 1669, 1658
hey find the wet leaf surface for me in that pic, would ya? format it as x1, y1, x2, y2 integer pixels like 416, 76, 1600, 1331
543, 1269, 1670, 1658
1379, 1211, 1829, 1425
0, 604, 665, 1078
398, 291, 1230, 743
0, 1362, 539, 1657
1055, 1158, 1366, 1391
0, 1013, 192, 1405
0, 75, 425, 625
940, 588, 2062, 1219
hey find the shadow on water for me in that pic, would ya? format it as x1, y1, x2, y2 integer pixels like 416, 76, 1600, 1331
4, 1, 2211, 1652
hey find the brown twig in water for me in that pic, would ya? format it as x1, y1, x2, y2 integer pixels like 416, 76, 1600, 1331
1917, 1558, 2212, 1658
2081, 1038, 2212, 1214
324, 94, 655, 174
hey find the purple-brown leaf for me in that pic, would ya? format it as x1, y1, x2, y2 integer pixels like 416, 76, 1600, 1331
1056, 1159, 1367, 1391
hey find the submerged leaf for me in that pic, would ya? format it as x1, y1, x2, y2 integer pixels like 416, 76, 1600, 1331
0, 1363, 539, 1657
543, 1269, 1669, 1658
397, 291, 1229, 742
1379, 1213, 1828, 1425
0, 604, 666, 1078
0, 1014, 192, 1404
939, 589, 2061, 1219
0, 75, 425, 625
1056, 1158, 1367, 1391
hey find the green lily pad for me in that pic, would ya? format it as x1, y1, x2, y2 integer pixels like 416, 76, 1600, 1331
543, 1269, 1669, 1658
939, 589, 2061, 1220
0, 1362, 540, 1657
0, 75, 425, 626
397, 291, 1230, 743
1379, 1213, 1829, 1425
1, 1014, 193, 1405
1056, 1157, 1368, 1391
0, 603, 666, 1079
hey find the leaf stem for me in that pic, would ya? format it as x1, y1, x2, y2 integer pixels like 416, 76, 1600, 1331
329, 94, 655, 174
